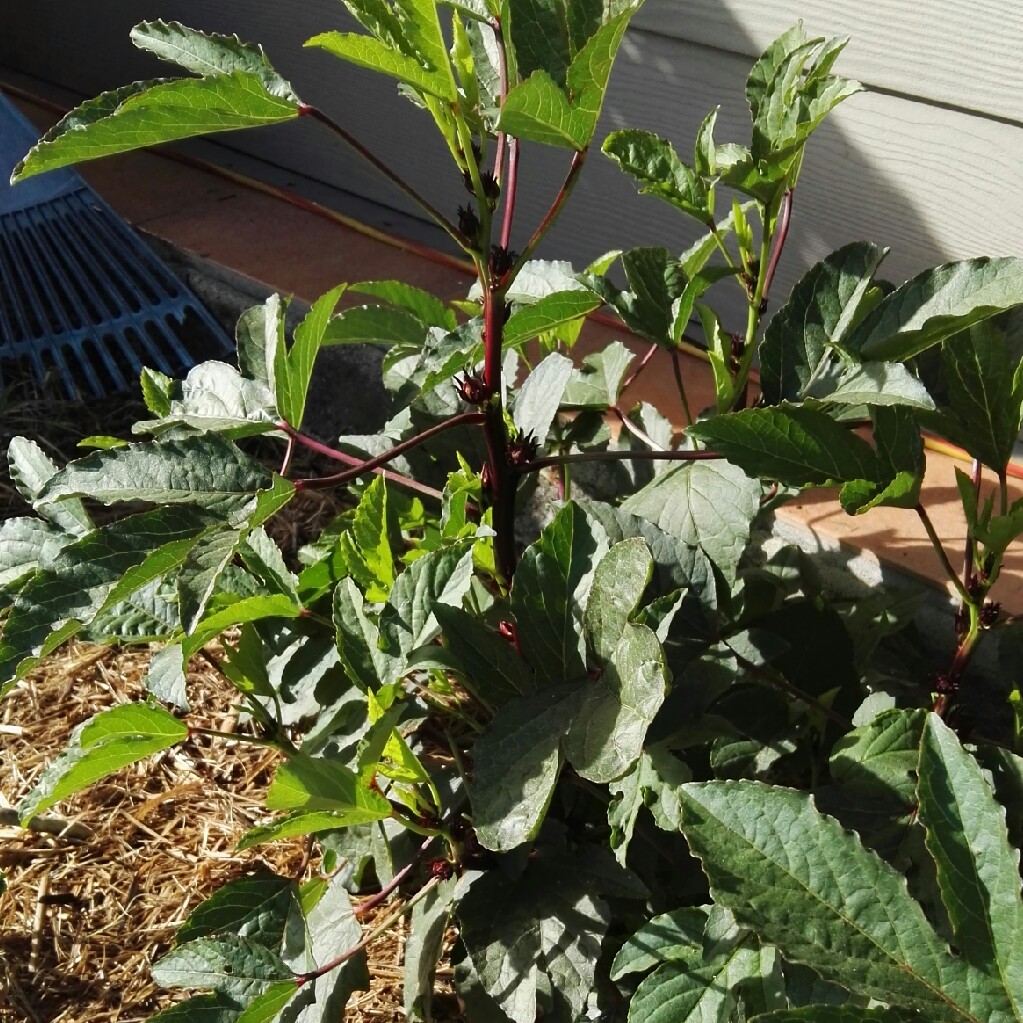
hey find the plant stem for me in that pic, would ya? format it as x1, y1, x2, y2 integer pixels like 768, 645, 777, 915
511, 149, 587, 275
282, 424, 445, 501
293, 412, 485, 491
188, 725, 293, 755
619, 342, 658, 395
610, 406, 665, 450
279, 433, 295, 477
671, 348, 694, 425
303, 105, 468, 252
916, 504, 972, 604
516, 447, 724, 474
491, 18, 519, 249
761, 188, 793, 300
355, 836, 436, 919
962, 459, 981, 587
297, 877, 442, 984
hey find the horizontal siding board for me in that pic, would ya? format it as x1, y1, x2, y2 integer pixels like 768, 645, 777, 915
2, 4, 1022, 337
631, 0, 1023, 126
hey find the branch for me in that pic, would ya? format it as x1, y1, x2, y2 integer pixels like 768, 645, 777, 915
282, 425, 446, 501
491, 17, 519, 250
761, 187, 793, 302
619, 342, 658, 395
294, 412, 486, 491
516, 446, 724, 474
916, 503, 972, 604
355, 836, 436, 919
670, 349, 694, 426
511, 148, 587, 274
610, 406, 666, 451
303, 105, 468, 251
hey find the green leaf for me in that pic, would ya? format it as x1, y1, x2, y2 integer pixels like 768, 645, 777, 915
131, 20, 299, 100
13, 70, 301, 182
678, 781, 979, 1021
827, 362, 935, 410
181, 594, 303, 660
280, 874, 368, 1020
237, 294, 285, 389
265, 753, 392, 819
938, 321, 1023, 471
238, 809, 390, 850
630, 941, 778, 1023
587, 248, 685, 345
470, 686, 572, 851
688, 405, 878, 489
8, 436, 92, 536
350, 280, 455, 330
752, 1009, 914, 1023
850, 257, 1023, 362
144, 643, 190, 709
333, 578, 401, 691
917, 714, 1023, 1016
146, 993, 239, 1023
141, 367, 175, 417
602, 130, 710, 222
237, 982, 300, 1023
322, 304, 431, 347
346, 475, 397, 602
19, 703, 188, 820
0, 508, 212, 691
432, 604, 534, 708
760, 242, 886, 405
457, 841, 617, 1023
275, 283, 346, 429
0, 517, 67, 594
178, 526, 248, 633
511, 502, 606, 687
152, 935, 292, 1007
841, 406, 925, 514
42, 436, 272, 520
307, 0, 456, 102
513, 352, 575, 443
571, 538, 666, 782
610, 907, 707, 980
404, 876, 458, 1021
497, 8, 637, 149
561, 341, 635, 407
608, 745, 691, 864
622, 459, 760, 583
177, 872, 295, 947
504, 291, 601, 349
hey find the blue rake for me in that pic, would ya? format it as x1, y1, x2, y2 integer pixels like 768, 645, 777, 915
0, 92, 231, 397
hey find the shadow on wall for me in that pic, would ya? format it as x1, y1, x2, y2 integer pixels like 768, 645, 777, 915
1, 1, 1018, 336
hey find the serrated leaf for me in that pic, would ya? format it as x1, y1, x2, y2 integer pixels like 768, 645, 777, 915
513, 352, 575, 444
42, 436, 272, 520
181, 594, 303, 660
561, 341, 635, 408
404, 876, 458, 1021
131, 20, 299, 100
504, 291, 601, 349
432, 603, 534, 707
0, 507, 212, 691
457, 843, 615, 1023
380, 539, 475, 660
141, 367, 175, 416
178, 526, 248, 633
237, 294, 285, 390
237, 981, 300, 1023
751, 1007, 913, 1022
350, 280, 455, 330
602, 129, 710, 222
307, 12, 456, 101
238, 809, 389, 850
497, 8, 637, 149
511, 502, 606, 686
688, 405, 878, 489
13, 70, 301, 182
265, 753, 392, 819
279, 873, 368, 1021
827, 362, 934, 410
242, 528, 299, 603
332, 578, 401, 691
177, 872, 295, 948
608, 745, 691, 864
143, 643, 190, 709
678, 781, 982, 1021
841, 406, 925, 514
8, 436, 92, 536
630, 941, 777, 1023
850, 257, 1023, 362
938, 321, 1023, 471
917, 714, 1023, 1015
152, 935, 293, 1007
623, 459, 760, 583
570, 539, 666, 782
19, 703, 188, 820
0, 517, 67, 592
322, 304, 431, 347
471, 685, 573, 851
760, 242, 887, 404
610, 907, 707, 980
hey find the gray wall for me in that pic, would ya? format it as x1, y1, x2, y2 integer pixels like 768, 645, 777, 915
3, 1, 1022, 332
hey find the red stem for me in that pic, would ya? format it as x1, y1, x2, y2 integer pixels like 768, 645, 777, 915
512, 149, 587, 273
761, 188, 793, 302
292, 412, 485, 491
355, 836, 436, 919
610, 406, 665, 450
619, 342, 658, 395
517, 447, 725, 473
303, 105, 467, 249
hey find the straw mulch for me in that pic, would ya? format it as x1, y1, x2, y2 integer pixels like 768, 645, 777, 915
0, 638, 437, 1023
